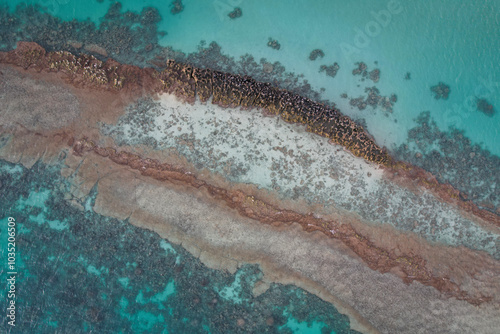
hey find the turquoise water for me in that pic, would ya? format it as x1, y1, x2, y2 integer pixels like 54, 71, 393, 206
0, 159, 356, 333
3, 0, 499, 155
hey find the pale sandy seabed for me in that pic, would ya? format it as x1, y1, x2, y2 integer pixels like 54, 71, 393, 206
1, 63, 500, 334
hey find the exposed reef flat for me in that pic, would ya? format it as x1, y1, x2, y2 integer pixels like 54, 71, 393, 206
1, 43, 500, 333
101, 95, 499, 260
0, 42, 391, 165
2, 42, 496, 224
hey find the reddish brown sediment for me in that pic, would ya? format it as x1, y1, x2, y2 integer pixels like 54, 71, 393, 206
1, 42, 497, 227
0, 42, 391, 165
70, 136, 493, 306
0, 42, 500, 217
1, 41, 499, 226
1, 41, 499, 246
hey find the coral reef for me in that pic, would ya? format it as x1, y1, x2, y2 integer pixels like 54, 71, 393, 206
476, 98, 496, 117
0, 3, 161, 62
345, 86, 397, 114
352, 62, 380, 83
309, 49, 325, 61
170, 0, 184, 15
228, 7, 242, 19
267, 38, 281, 50
0, 159, 357, 333
4, 42, 498, 225
394, 111, 499, 213
2, 44, 499, 333
1, 3, 499, 333
0, 3, 330, 109
319, 63, 340, 78
431, 82, 451, 100
345, 62, 396, 113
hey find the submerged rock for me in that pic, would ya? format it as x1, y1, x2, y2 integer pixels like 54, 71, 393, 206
369, 68, 380, 82
267, 38, 280, 50
347, 87, 396, 114
319, 63, 340, 78
228, 7, 242, 19
476, 98, 496, 116
352, 62, 367, 75
430, 82, 450, 100
352, 62, 380, 82
309, 49, 325, 61
170, 0, 184, 15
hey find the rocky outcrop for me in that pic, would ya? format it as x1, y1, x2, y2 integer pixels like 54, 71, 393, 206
0, 42, 392, 165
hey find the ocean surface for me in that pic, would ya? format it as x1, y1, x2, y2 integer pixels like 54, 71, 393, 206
0, 1, 499, 333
